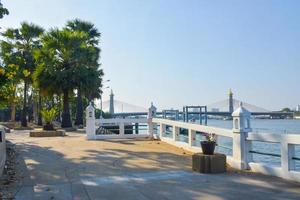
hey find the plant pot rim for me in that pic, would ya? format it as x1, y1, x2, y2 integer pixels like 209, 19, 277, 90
201, 141, 216, 144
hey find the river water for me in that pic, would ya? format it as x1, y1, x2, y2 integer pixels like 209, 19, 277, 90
208, 119, 300, 134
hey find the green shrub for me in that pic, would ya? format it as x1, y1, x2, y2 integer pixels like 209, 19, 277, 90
41, 108, 57, 124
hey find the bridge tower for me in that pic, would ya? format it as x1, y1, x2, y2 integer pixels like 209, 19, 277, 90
229, 89, 234, 114
109, 89, 114, 115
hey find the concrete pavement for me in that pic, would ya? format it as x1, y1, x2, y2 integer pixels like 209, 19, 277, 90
4, 130, 300, 200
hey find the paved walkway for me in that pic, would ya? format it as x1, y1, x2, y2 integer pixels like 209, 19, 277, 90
4, 130, 300, 200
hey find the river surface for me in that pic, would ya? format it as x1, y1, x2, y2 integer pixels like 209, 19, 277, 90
208, 119, 300, 135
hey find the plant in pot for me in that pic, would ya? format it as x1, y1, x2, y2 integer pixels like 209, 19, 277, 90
41, 108, 57, 131
200, 132, 217, 155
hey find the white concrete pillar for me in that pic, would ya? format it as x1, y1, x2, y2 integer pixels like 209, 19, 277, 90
188, 129, 196, 147
232, 102, 252, 170
119, 123, 125, 136
160, 123, 166, 138
86, 102, 96, 140
281, 138, 295, 175
173, 126, 179, 141
147, 102, 157, 138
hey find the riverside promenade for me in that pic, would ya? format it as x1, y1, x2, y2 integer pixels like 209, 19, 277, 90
3, 130, 300, 200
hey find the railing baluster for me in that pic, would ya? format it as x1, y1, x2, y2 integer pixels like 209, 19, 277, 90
119, 123, 125, 136
188, 129, 196, 147
160, 123, 166, 138
173, 126, 179, 141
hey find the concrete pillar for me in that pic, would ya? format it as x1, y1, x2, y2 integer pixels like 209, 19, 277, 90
148, 102, 157, 137
232, 102, 252, 170
86, 102, 96, 140
188, 129, 196, 147
281, 139, 295, 174
119, 123, 125, 136
173, 126, 179, 141
160, 123, 166, 138
109, 90, 114, 115
229, 89, 234, 114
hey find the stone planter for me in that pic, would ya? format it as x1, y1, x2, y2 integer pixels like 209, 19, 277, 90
30, 130, 66, 137
200, 141, 216, 155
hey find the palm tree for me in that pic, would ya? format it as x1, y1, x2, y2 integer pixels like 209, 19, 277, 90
34, 28, 92, 127
66, 19, 102, 126
0, 1, 9, 19
1, 22, 44, 126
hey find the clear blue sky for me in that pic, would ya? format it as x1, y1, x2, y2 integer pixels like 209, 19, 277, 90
2, 0, 300, 110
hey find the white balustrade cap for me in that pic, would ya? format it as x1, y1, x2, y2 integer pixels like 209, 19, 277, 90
232, 102, 251, 117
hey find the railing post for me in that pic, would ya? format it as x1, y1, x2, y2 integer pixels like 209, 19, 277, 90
188, 129, 196, 147
147, 102, 157, 138
281, 138, 295, 176
86, 102, 96, 140
232, 102, 252, 170
119, 123, 125, 136
173, 126, 179, 141
160, 123, 166, 138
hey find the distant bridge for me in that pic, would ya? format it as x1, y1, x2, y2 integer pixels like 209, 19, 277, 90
102, 93, 293, 119
113, 111, 294, 119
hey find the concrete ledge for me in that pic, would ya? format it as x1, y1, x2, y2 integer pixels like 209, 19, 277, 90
30, 130, 66, 137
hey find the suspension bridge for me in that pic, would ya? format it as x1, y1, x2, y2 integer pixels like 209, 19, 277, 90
100, 90, 293, 119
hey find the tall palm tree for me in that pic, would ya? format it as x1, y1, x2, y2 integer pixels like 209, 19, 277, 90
1, 22, 44, 126
34, 28, 91, 127
66, 19, 102, 126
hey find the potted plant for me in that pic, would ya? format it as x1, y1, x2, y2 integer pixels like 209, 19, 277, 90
41, 108, 57, 131
200, 132, 217, 155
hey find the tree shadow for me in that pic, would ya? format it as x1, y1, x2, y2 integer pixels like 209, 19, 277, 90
7, 138, 300, 200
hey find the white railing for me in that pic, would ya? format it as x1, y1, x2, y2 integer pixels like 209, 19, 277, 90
247, 132, 300, 182
152, 118, 236, 167
89, 118, 152, 140
152, 118, 300, 182
85, 104, 300, 182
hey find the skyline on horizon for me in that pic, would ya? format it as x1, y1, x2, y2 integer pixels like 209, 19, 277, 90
2, 0, 300, 110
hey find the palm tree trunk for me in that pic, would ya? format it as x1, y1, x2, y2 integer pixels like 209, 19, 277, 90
75, 89, 83, 126
37, 92, 42, 126
61, 89, 72, 128
21, 81, 28, 127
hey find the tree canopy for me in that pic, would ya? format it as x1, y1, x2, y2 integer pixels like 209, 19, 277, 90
1, 19, 104, 128
33, 21, 103, 127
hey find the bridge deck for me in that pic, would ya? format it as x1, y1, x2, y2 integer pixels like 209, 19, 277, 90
4, 130, 300, 200
113, 111, 293, 117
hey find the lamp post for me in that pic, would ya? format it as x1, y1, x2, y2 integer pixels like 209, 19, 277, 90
100, 80, 110, 118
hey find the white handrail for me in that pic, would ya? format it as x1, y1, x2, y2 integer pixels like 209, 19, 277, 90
152, 118, 233, 138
